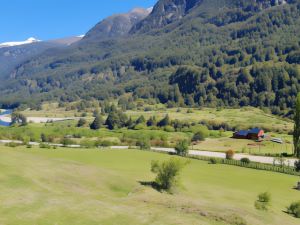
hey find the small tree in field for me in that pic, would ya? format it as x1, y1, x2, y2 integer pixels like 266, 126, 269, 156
11, 112, 27, 126
77, 118, 87, 127
287, 201, 300, 218
158, 114, 170, 127
137, 138, 151, 150
175, 140, 189, 156
226, 149, 235, 160
192, 131, 206, 142
255, 192, 271, 211
151, 158, 188, 193
90, 115, 103, 130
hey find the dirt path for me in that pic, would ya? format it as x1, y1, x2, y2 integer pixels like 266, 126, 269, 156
0, 141, 297, 166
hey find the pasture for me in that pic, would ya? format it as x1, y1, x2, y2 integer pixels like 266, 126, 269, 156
127, 106, 293, 133
0, 146, 299, 225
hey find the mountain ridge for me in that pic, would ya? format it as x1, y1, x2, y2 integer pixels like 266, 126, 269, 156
82, 7, 150, 42
0, 37, 41, 48
0, 0, 300, 114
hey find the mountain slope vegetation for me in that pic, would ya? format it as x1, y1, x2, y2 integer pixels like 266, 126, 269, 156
1, 0, 300, 115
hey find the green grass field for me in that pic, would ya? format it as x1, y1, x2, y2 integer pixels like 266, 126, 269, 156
21, 105, 293, 133
0, 108, 294, 155
0, 145, 299, 225
192, 132, 294, 155
127, 106, 293, 133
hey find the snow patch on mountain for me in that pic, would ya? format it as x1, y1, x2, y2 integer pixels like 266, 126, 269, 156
0, 37, 41, 48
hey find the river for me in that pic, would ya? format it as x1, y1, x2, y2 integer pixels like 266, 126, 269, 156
0, 109, 12, 127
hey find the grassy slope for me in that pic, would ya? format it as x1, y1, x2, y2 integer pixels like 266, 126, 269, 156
127, 107, 293, 132
21, 105, 293, 132
0, 146, 299, 225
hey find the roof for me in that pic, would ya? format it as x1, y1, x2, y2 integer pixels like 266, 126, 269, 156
235, 130, 248, 136
248, 128, 263, 135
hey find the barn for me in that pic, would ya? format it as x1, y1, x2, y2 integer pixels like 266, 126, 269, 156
233, 130, 249, 139
247, 128, 264, 140
233, 128, 264, 140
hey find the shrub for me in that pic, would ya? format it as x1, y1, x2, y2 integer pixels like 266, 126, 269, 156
287, 201, 300, 218
175, 140, 189, 156
80, 139, 96, 148
226, 150, 235, 160
90, 115, 103, 130
158, 114, 170, 127
240, 158, 251, 164
255, 192, 271, 211
192, 131, 206, 142
258, 192, 271, 203
151, 158, 188, 193
5, 142, 20, 148
39, 143, 51, 149
136, 138, 151, 150
146, 116, 157, 127
164, 125, 175, 132
11, 112, 27, 126
136, 115, 146, 124
61, 138, 76, 147
209, 158, 217, 164
187, 109, 193, 113
77, 118, 87, 127
134, 123, 147, 130
190, 125, 209, 136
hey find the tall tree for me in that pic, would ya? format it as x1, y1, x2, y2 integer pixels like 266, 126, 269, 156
90, 115, 103, 130
293, 93, 300, 158
11, 112, 27, 126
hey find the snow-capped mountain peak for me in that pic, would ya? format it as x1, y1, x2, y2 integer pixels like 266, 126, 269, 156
0, 37, 41, 48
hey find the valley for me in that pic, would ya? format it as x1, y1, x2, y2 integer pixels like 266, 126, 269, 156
1, 0, 300, 224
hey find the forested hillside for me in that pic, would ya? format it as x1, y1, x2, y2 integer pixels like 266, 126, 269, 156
1, 0, 300, 116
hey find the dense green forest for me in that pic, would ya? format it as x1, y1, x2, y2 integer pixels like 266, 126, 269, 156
1, 0, 300, 116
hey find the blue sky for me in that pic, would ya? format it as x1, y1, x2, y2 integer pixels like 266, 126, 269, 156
0, 0, 157, 43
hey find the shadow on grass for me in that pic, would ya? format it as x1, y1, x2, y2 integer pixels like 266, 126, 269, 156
138, 181, 162, 192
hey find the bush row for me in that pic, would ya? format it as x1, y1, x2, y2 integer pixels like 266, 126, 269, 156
188, 155, 300, 176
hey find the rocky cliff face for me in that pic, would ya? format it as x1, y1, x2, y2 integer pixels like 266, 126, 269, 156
83, 8, 150, 42
131, 0, 202, 33
131, 0, 292, 33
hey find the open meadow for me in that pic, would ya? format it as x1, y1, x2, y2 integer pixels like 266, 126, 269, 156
192, 133, 294, 155
127, 107, 293, 133
0, 145, 299, 225
1, 105, 296, 156
21, 105, 293, 133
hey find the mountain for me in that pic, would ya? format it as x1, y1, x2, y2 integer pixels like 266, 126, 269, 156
47, 35, 84, 45
130, 0, 202, 33
83, 8, 150, 42
131, 0, 291, 33
0, 36, 83, 80
0, 0, 300, 114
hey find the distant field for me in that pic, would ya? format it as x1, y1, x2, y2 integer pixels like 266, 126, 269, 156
192, 132, 294, 155
0, 146, 299, 225
22, 103, 78, 118
21, 105, 293, 133
0, 121, 190, 146
3, 105, 295, 155
127, 107, 293, 132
